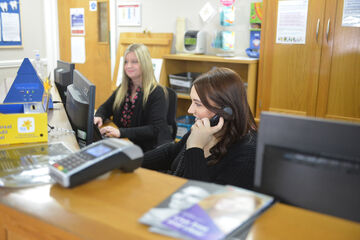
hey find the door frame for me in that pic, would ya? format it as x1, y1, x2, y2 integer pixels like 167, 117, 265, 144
43, 0, 59, 80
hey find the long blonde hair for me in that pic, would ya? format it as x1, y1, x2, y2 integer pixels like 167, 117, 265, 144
113, 43, 164, 110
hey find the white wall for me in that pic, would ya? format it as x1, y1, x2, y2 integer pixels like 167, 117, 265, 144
114, 0, 259, 56
0, 0, 47, 82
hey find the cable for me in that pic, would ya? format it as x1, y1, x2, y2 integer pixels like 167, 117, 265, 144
48, 123, 54, 133
48, 123, 75, 135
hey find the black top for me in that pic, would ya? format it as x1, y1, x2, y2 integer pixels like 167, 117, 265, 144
142, 131, 257, 189
95, 85, 172, 152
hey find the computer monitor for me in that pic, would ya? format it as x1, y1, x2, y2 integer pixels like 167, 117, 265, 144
254, 112, 360, 222
54, 60, 75, 104
65, 70, 96, 147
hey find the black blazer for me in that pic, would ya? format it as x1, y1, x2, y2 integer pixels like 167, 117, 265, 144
95, 85, 172, 151
142, 131, 257, 189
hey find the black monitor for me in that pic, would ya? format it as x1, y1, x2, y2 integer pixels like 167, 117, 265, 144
54, 60, 75, 104
254, 112, 360, 222
66, 70, 96, 147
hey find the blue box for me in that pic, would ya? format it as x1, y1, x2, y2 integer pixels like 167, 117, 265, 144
250, 30, 261, 50
176, 115, 195, 139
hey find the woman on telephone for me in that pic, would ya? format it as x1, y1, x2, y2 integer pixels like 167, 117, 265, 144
142, 67, 257, 189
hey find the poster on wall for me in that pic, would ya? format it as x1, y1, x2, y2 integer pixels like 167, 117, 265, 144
0, 0, 22, 48
276, 0, 308, 44
117, 1, 141, 26
71, 36, 86, 63
70, 8, 85, 35
342, 0, 360, 27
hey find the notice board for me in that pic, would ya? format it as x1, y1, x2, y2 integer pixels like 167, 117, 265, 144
0, 0, 22, 48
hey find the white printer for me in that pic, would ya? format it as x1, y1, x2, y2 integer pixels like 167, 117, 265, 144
183, 30, 206, 54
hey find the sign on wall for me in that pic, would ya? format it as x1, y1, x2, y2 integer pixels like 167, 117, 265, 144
70, 8, 85, 35
0, 0, 22, 48
276, 0, 308, 44
342, 0, 360, 27
117, 1, 141, 26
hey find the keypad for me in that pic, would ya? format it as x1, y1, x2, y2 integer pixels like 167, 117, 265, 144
52, 153, 94, 172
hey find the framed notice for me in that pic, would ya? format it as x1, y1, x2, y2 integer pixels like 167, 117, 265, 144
117, 1, 141, 26
0, 0, 22, 48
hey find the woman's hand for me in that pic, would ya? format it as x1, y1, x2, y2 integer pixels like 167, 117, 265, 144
94, 117, 103, 127
100, 126, 121, 138
186, 117, 224, 149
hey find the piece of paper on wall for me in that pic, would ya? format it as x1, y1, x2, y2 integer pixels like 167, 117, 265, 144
117, 1, 141, 26
116, 57, 163, 87
276, 0, 308, 44
71, 36, 86, 63
342, 0, 360, 27
199, 2, 216, 23
70, 8, 85, 35
89, 1, 97, 12
1, 12, 20, 41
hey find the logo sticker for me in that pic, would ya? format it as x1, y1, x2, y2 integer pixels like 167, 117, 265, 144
18, 117, 35, 133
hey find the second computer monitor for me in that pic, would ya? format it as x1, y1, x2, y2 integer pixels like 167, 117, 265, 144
65, 70, 96, 147
254, 112, 360, 222
54, 60, 75, 104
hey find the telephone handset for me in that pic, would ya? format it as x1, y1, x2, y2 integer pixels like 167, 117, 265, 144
209, 115, 220, 127
209, 107, 233, 126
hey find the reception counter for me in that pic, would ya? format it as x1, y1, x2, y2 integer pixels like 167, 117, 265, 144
1, 82, 359, 240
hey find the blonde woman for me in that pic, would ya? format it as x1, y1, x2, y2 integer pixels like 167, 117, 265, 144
94, 44, 171, 151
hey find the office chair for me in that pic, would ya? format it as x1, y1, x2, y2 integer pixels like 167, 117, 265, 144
166, 87, 178, 140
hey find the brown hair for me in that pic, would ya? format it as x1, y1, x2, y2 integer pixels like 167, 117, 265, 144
192, 67, 257, 164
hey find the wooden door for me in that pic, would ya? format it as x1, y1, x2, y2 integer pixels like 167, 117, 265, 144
58, 0, 111, 109
256, 0, 327, 118
316, 0, 360, 122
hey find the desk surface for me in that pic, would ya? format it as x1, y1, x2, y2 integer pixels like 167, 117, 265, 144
0, 168, 359, 240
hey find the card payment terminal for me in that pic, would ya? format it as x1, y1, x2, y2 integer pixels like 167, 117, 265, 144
49, 138, 143, 188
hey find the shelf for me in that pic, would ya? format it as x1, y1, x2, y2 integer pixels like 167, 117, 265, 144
119, 38, 171, 45
176, 93, 191, 100
162, 54, 259, 117
163, 54, 258, 64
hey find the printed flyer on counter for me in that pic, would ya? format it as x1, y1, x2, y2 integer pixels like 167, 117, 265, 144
139, 180, 274, 240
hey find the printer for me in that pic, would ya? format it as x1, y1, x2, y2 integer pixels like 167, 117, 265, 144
184, 30, 206, 54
